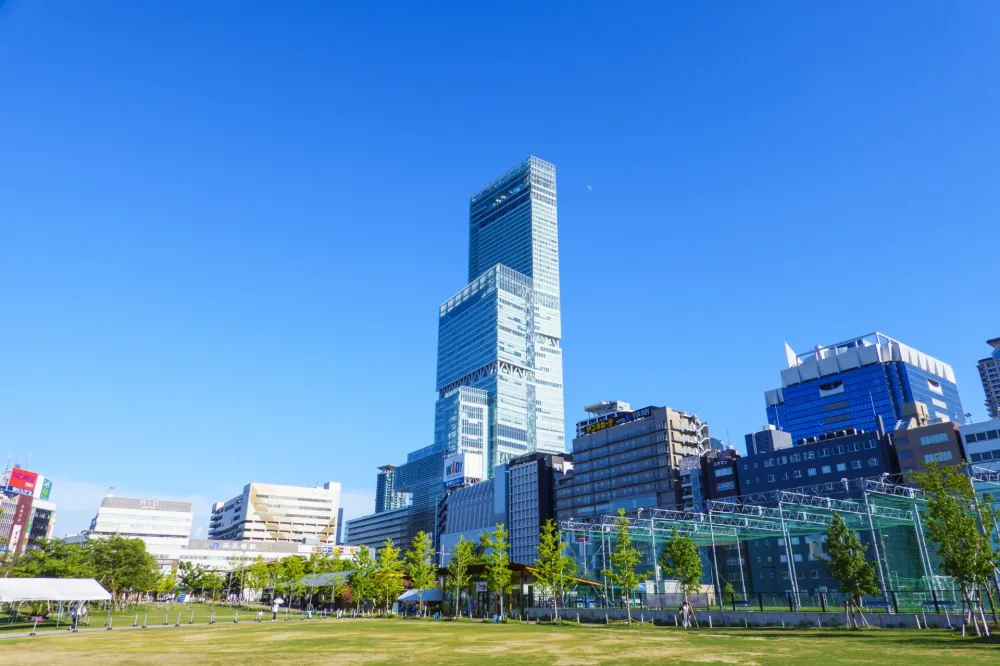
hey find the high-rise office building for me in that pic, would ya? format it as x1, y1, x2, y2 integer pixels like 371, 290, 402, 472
978, 338, 1000, 419
764, 332, 963, 443
434, 157, 565, 475
556, 401, 710, 520
374, 465, 410, 514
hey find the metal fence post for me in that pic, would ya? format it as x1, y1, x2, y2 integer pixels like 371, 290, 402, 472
931, 590, 940, 615
891, 591, 899, 615
758, 592, 764, 612
820, 592, 826, 614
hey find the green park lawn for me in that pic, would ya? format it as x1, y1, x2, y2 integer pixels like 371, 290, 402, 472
1, 613, 998, 665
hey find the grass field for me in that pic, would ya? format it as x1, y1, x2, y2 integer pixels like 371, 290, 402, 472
1, 616, 998, 665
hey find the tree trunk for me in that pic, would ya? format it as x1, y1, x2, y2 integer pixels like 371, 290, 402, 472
553, 589, 559, 622
625, 590, 631, 624
964, 590, 982, 637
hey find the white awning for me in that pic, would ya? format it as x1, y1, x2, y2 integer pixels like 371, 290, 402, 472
0, 578, 111, 603
398, 588, 443, 603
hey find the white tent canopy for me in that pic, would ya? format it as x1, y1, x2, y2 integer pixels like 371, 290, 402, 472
0, 578, 111, 603
397, 588, 443, 603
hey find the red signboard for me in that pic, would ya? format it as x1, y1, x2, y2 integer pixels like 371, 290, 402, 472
6, 468, 39, 497
7, 494, 34, 553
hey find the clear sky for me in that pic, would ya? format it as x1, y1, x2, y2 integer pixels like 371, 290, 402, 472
2, 2, 998, 537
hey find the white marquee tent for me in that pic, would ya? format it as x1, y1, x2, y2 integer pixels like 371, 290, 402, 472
0, 578, 111, 603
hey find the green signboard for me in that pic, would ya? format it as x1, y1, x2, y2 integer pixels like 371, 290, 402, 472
40, 478, 52, 501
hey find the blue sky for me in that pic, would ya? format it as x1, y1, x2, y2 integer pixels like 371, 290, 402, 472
2, 2, 998, 536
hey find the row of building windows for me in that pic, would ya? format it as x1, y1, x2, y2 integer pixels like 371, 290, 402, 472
754, 458, 881, 484
966, 429, 1000, 443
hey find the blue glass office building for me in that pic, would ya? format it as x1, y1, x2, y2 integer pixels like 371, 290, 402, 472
434, 157, 565, 472
764, 332, 963, 444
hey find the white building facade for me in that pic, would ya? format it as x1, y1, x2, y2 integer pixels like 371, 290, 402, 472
209, 481, 341, 544
961, 418, 1000, 471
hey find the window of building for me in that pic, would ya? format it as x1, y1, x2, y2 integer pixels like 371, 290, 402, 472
895, 436, 909, 445
764, 459, 774, 468
924, 451, 954, 464
714, 467, 733, 478
820, 448, 829, 458
778, 456, 788, 465
790, 454, 801, 463
836, 463, 847, 472
868, 457, 879, 467
851, 460, 862, 469
898, 450, 913, 460
794, 554, 803, 562
919, 432, 950, 446
767, 474, 776, 483
864, 440, 876, 450
793, 470, 803, 479
717, 481, 736, 491
821, 465, 832, 474
804, 451, 815, 460
834, 445, 845, 454
807, 468, 817, 476
811, 570, 820, 580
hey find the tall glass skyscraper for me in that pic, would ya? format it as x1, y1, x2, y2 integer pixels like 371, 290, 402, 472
764, 332, 964, 443
434, 156, 565, 473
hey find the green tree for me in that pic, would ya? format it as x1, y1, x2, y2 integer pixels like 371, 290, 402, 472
10, 539, 92, 578
659, 527, 704, 607
446, 536, 474, 618
156, 567, 178, 598
87, 535, 161, 609
349, 547, 377, 614
911, 464, 1000, 637
245, 556, 271, 604
825, 512, 881, 628
533, 519, 576, 621
278, 556, 307, 606
375, 539, 405, 614
722, 582, 737, 606
604, 509, 642, 624
404, 531, 436, 617
483, 523, 512, 618
203, 572, 226, 602
178, 561, 207, 596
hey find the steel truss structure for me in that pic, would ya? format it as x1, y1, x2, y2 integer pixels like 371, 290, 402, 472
560, 470, 1000, 609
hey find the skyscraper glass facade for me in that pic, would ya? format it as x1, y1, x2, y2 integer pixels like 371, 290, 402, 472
764, 333, 963, 443
434, 386, 488, 457
434, 156, 565, 474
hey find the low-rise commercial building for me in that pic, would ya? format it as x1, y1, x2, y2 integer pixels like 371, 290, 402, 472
343, 506, 411, 553
1, 466, 56, 554
891, 402, 965, 473
209, 481, 341, 544
72, 491, 194, 572
961, 418, 1000, 471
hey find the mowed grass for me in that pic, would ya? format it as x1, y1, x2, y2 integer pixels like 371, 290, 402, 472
1, 616, 997, 665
